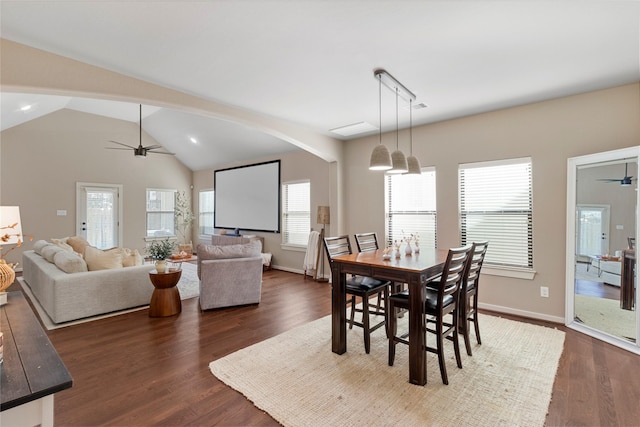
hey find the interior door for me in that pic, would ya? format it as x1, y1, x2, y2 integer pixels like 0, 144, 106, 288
76, 183, 123, 249
576, 205, 610, 258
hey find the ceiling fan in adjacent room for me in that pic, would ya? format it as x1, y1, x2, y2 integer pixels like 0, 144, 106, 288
106, 104, 175, 157
597, 162, 636, 186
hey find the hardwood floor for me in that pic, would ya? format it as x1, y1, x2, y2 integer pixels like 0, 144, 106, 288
9, 271, 640, 426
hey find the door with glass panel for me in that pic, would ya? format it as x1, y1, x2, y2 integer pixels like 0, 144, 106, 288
76, 183, 122, 249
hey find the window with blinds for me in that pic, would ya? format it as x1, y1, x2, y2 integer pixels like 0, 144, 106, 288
385, 168, 437, 250
459, 157, 533, 269
282, 180, 310, 246
199, 190, 215, 235
146, 189, 176, 237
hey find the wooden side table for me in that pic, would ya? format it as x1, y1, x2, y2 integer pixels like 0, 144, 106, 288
148, 270, 182, 317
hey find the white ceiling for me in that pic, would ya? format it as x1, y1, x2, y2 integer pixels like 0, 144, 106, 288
1, 1, 639, 171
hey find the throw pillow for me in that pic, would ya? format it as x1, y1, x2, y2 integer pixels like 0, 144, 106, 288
33, 240, 50, 255
106, 247, 143, 267
67, 235, 90, 255
41, 245, 65, 263
53, 250, 88, 273
51, 237, 74, 252
85, 245, 123, 271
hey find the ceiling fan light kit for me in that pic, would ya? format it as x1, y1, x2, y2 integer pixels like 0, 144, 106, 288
597, 162, 636, 186
368, 68, 422, 175
106, 104, 175, 157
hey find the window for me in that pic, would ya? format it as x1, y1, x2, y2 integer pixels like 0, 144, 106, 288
199, 190, 215, 235
385, 168, 437, 250
459, 157, 533, 269
282, 181, 310, 246
146, 189, 176, 237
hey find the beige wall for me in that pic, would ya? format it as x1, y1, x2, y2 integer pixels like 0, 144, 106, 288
193, 150, 335, 273
1, 109, 192, 264
343, 83, 640, 320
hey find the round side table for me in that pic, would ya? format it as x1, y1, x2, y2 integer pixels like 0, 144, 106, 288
148, 269, 182, 317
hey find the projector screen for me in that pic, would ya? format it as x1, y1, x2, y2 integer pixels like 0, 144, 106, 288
214, 160, 281, 233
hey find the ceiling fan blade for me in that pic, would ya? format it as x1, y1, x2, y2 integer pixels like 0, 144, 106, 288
105, 147, 133, 151
147, 150, 175, 155
108, 140, 137, 149
143, 145, 163, 150
596, 179, 622, 182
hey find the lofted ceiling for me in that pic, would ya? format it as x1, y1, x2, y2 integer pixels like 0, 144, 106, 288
1, 1, 639, 171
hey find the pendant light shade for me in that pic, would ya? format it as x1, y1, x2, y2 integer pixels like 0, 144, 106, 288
406, 155, 422, 174
370, 144, 392, 170
389, 149, 408, 174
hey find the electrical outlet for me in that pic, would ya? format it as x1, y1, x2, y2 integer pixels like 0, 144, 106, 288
540, 286, 549, 298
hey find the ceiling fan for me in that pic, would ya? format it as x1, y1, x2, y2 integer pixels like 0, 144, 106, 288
597, 162, 636, 186
106, 104, 175, 157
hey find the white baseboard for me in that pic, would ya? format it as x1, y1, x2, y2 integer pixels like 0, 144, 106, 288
479, 302, 564, 324
271, 265, 304, 275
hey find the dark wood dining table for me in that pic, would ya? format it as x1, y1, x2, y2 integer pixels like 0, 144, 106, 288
330, 248, 448, 386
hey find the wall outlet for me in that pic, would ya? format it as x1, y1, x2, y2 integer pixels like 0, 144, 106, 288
540, 286, 549, 298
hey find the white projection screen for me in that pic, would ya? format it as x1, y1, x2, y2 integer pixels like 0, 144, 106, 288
214, 160, 281, 233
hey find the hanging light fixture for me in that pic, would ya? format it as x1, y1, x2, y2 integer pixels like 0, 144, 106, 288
388, 87, 408, 174
406, 98, 422, 175
369, 74, 392, 170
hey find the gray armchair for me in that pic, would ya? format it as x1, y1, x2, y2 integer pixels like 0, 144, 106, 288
197, 240, 263, 310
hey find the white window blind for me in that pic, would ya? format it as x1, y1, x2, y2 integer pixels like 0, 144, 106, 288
385, 168, 437, 249
146, 189, 176, 237
199, 190, 215, 235
459, 158, 533, 269
282, 181, 310, 246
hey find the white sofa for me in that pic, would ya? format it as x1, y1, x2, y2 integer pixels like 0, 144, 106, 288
591, 258, 621, 287
22, 248, 155, 324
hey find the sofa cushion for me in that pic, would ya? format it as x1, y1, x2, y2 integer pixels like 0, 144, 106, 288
51, 237, 74, 252
67, 235, 90, 255
33, 239, 50, 255
41, 244, 65, 263
53, 250, 88, 273
197, 241, 261, 277
85, 245, 123, 271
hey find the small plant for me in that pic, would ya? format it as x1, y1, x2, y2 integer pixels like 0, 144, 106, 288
147, 238, 176, 260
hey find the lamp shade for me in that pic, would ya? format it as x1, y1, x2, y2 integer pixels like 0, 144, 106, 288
317, 206, 330, 225
369, 144, 392, 171
387, 150, 408, 174
406, 155, 422, 175
0, 206, 22, 246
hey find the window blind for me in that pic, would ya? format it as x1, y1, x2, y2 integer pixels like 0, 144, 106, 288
459, 158, 533, 268
282, 181, 310, 246
385, 168, 437, 249
146, 189, 176, 237
199, 190, 215, 235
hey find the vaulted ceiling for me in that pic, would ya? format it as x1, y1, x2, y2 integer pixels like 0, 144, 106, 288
1, 1, 638, 170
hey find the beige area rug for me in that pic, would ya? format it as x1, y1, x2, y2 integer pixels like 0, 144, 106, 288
575, 294, 636, 341
210, 313, 565, 427
19, 262, 200, 330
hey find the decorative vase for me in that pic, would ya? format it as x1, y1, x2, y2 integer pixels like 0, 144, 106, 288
155, 259, 167, 273
395, 249, 401, 258
414, 241, 420, 253
405, 241, 413, 256
0, 261, 15, 305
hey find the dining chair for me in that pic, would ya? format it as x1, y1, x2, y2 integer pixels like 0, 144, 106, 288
458, 241, 489, 356
324, 235, 390, 354
387, 244, 474, 385
354, 232, 388, 311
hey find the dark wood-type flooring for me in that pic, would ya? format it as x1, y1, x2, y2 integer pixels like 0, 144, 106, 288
8, 270, 640, 426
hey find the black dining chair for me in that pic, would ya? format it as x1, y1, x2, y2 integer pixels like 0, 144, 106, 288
388, 244, 474, 385
354, 232, 388, 311
324, 235, 390, 354
458, 241, 488, 356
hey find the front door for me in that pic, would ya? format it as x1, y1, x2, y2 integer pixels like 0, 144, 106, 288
76, 183, 122, 249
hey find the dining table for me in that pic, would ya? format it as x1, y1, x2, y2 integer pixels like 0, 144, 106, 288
330, 247, 448, 386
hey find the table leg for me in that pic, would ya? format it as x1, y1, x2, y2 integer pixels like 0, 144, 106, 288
331, 263, 347, 354
408, 275, 427, 386
149, 287, 181, 317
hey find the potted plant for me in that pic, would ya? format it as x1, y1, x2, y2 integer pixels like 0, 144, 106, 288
174, 190, 195, 254
147, 238, 176, 273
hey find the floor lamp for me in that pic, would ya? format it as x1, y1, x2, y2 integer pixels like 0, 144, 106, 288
315, 206, 330, 282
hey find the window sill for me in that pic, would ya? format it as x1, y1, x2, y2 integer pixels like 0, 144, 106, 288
281, 244, 307, 252
144, 236, 178, 242
483, 266, 536, 280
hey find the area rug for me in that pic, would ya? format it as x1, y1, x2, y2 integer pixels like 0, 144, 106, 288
19, 262, 200, 330
210, 313, 565, 427
574, 294, 636, 341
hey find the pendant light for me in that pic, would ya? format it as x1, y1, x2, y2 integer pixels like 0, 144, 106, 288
406, 99, 422, 175
369, 74, 392, 170
388, 87, 408, 174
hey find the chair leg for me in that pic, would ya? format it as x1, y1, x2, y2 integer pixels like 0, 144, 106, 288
388, 298, 397, 366
452, 311, 463, 369
362, 294, 371, 354
473, 294, 481, 345
435, 320, 448, 385
348, 295, 356, 329
461, 295, 473, 356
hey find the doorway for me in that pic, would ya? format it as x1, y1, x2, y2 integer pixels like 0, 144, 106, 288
76, 183, 123, 249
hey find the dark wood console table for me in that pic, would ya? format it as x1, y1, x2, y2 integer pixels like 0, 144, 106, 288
1, 291, 72, 426
620, 249, 635, 310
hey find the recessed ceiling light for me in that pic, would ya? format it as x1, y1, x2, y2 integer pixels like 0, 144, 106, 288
20, 104, 32, 111
190, 137, 197, 144
330, 121, 377, 137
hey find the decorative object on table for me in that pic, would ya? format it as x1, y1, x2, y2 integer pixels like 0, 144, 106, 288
0, 206, 32, 305
404, 239, 413, 256
382, 247, 392, 260
393, 240, 401, 258
169, 250, 192, 261
314, 206, 330, 282
147, 238, 177, 273
414, 235, 420, 253
175, 190, 195, 254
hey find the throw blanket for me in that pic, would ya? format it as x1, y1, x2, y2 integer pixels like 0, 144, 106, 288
303, 230, 320, 272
